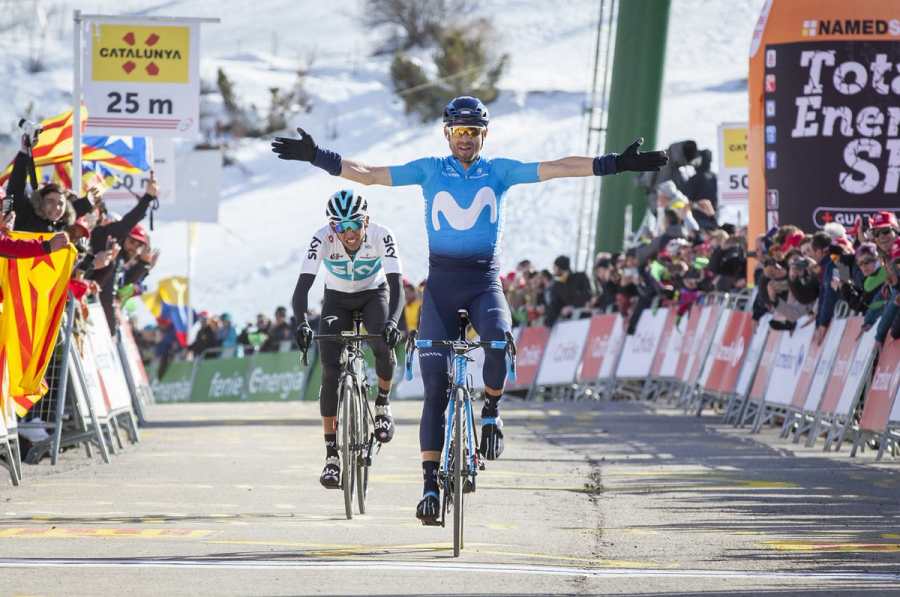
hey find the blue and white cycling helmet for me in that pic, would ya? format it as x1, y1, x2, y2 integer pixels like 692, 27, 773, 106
442, 96, 489, 127
326, 189, 367, 223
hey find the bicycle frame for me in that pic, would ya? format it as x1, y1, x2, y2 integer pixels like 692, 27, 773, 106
440, 351, 480, 493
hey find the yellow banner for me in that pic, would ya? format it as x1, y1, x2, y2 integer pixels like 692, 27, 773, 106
91, 24, 190, 83
722, 126, 749, 169
0, 233, 76, 417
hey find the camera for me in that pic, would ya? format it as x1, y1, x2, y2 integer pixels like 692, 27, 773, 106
18, 118, 43, 141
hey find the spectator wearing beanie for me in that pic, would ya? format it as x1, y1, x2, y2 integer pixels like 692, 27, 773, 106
545, 255, 592, 327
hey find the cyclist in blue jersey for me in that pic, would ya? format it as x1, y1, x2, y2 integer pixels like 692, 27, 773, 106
273, 96, 667, 522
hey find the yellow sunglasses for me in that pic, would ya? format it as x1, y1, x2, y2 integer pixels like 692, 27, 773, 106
447, 125, 485, 138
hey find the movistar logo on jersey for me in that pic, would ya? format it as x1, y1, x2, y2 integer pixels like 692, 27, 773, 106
431, 187, 498, 231
324, 257, 383, 281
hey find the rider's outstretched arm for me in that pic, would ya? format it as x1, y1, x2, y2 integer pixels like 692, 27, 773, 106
272, 127, 394, 186
538, 138, 668, 182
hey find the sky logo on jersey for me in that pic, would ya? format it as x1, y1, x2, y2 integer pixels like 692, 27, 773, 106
431, 187, 498, 231
324, 257, 383, 281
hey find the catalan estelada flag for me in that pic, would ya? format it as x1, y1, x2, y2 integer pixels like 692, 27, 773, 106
0, 108, 151, 194
142, 276, 190, 347
0, 232, 76, 417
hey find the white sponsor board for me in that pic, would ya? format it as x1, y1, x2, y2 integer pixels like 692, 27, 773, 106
82, 18, 201, 136
536, 319, 590, 386
680, 307, 713, 382
803, 318, 847, 412
697, 309, 731, 388
834, 327, 878, 417
616, 309, 667, 379
598, 316, 625, 381
764, 320, 815, 406
657, 316, 684, 379
86, 304, 134, 412
735, 314, 771, 397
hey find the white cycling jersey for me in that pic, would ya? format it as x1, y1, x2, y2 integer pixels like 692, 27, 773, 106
301, 222, 402, 293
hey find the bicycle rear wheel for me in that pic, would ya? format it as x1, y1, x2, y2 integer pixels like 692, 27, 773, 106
452, 387, 464, 557
339, 380, 354, 520
356, 387, 369, 515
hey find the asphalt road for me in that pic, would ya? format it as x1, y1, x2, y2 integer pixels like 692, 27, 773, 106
1, 398, 899, 596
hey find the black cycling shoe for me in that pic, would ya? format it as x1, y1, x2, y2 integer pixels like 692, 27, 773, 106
374, 405, 395, 443
319, 456, 341, 489
416, 492, 441, 525
480, 416, 504, 460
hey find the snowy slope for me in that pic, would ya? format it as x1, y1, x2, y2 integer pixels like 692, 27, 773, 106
0, 0, 765, 324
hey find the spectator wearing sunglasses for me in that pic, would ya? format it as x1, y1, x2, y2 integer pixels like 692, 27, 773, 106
841, 243, 888, 327
869, 211, 898, 260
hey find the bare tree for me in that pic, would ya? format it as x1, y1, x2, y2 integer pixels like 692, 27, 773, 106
363, 0, 475, 53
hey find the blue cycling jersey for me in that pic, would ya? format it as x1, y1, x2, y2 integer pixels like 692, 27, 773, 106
389, 155, 540, 270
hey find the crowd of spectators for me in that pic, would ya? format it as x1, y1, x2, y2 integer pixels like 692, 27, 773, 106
3, 132, 161, 336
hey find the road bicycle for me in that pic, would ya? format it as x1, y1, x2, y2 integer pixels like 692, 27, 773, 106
302, 311, 381, 519
405, 309, 516, 556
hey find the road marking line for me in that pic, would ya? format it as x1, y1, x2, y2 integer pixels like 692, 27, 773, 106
0, 558, 897, 582
0, 528, 211, 539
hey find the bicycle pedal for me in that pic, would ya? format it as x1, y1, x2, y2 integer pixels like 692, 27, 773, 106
419, 518, 442, 527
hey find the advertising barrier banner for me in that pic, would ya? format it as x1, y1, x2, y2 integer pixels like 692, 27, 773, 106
578, 314, 621, 382
508, 326, 550, 391
705, 311, 753, 394
764, 321, 815, 406
749, 331, 781, 402
858, 336, 900, 433
616, 308, 667, 379
152, 351, 312, 403
803, 317, 847, 412
833, 326, 878, 417
649, 309, 678, 378
735, 314, 771, 399
818, 317, 865, 415
536, 319, 591, 386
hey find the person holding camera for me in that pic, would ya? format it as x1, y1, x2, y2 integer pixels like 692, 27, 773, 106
5, 133, 102, 233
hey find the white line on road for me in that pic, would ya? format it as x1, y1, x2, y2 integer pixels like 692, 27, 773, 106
0, 558, 897, 582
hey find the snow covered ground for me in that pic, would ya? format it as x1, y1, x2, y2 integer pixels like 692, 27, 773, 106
0, 0, 764, 324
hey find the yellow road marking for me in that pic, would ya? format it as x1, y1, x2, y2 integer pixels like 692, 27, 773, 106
0, 528, 212, 539
765, 540, 900, 553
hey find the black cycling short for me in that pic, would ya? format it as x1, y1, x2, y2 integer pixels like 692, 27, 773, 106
318, 285, 396, 417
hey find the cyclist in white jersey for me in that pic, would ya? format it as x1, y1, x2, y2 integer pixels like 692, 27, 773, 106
292, 189, 404, 488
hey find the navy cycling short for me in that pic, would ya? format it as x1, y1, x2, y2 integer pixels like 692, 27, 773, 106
417, 266, 511, 453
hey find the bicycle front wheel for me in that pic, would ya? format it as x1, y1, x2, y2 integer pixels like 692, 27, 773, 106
452, 387, 465, 557
356, 386, 369, 515
339, 380, 354, 520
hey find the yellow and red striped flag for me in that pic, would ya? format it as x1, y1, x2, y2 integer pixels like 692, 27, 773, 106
0, 232, 76, 417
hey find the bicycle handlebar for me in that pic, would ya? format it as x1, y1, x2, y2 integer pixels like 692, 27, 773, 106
404, 330, 517, 383
299, 332, 385, 368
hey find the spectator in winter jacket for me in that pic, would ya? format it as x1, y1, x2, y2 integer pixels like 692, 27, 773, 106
88, 174, 159, 334
218, 313, 239, 350
590, 254, 619, 313
684, 149, 718, 207
840, 243, 887, 326
5, 135, 99, 233
544, 255, 592, 327
400, 278, 422, 333
189, 314, 222, 359
261, 306, 292, 352
873, 240, 900, 349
